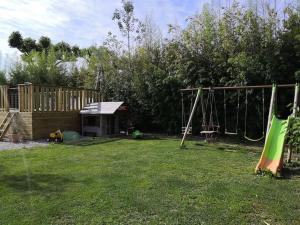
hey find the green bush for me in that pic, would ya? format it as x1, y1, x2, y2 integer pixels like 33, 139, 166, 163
287, 117, 300, 151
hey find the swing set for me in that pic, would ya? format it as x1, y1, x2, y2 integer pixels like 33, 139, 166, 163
180, 84, 297, 148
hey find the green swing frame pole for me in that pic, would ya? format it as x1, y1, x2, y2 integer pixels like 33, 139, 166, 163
266, 84, 277, 135
287, 83, 299, 162
180, 87, 202, 148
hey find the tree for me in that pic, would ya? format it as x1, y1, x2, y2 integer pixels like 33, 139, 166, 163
112, 0, 144, 67
38, 36, 51, 49
8, 32, 82, 60
22, 37, 37, 54
8, 31, 23, 51
72, 45, 81, 57
0, 71, 8, 85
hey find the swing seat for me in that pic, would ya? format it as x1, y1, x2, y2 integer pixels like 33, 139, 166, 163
244, 134, 265, 142
225, 131, 238, 135
201, 125, 220, 134
200, 130, 218, 134
182, 126, 192, 134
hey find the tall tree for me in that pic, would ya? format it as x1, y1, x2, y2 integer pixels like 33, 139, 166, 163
112, 0, 144, 70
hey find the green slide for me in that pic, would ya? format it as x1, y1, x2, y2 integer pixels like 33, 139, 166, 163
255, 116, 289, 175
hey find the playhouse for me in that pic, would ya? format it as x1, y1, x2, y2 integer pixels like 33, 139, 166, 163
80, 101, 127, 136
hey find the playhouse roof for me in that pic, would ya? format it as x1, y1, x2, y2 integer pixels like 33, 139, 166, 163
80, 102, 124, 115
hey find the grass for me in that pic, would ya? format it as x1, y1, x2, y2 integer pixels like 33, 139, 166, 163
0, 138, 299, 225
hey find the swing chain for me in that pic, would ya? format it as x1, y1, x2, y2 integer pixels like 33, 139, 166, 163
244, 88, 265, 142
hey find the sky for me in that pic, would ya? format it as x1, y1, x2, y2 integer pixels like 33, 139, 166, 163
0, 0, 213, 70
0, 0, 294, 70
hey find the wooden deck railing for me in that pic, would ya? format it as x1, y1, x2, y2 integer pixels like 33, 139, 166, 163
18, 84, 101, 112
0, 86, 9, 112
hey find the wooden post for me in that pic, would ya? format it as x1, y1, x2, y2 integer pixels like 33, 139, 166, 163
18, 85, 22, 112
41, 87, 44, 112
55, 88, 59, 111
67, 89, 70, 111
30, 85, 34, 112
45, 87, 48, 111
79, 90, 83, 110
287, 83, 299, 162
0, 86, 3, 111
63, 88, 67, 111
71, 89, 75, 111
4, 86, 9, 112
266, 84, 277, 135
180, 87, 202, 148
36, 86, 40, 111
82, 90, 86, 107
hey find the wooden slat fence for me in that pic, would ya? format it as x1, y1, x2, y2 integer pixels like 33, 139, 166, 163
0, 85, 9, 112
18, 84, 101, 112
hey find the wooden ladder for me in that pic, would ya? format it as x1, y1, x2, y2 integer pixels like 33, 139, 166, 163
0, 112, 16, 140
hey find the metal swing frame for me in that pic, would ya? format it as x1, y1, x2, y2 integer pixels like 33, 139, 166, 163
223, 89, 240, 135
180, 84, 296, 147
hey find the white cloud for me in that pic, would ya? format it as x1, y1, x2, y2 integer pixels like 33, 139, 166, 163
0, 0, 208, 69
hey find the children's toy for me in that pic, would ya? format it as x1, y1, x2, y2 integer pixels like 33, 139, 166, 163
47, 130, 63, 142
132, 130, 143, 139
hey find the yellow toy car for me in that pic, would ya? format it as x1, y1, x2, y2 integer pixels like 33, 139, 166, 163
47, 130, 63, 142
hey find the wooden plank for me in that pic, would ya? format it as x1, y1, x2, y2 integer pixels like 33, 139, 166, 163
23, 86, 27, 112
4, 86, 8, 111
31, 111, 80, 139
0, 86, 3, 111
75, 90, 78, 110
63, 88, 66, 111
46, 87, 49, 111
50, 88, 53, 111
36, 86, 40, 111
55, 88, 58, 111
18, 85, 22, 112
41, 87, 44, 112
66, 89, 70, 111
30, 85, 34, 112
1, 86, 4, 111
78, 90, 81, 109
71, 89, 74, 111
20, 85, 25, 112
25, 86, 30, 112
26, 85, 29, 112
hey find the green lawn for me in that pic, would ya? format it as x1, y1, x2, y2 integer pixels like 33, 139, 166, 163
0, 138, 299, 225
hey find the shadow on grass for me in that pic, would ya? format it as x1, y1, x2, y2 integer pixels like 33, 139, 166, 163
282, 162, 300, 179
63, 137, 122, 147
64, 134, 163, 147
192, 142, 260, 154
0, 173, 72, 194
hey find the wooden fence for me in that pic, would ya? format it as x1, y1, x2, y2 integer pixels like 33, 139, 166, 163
18, 84, 101, 112
0, 86, 9, 112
